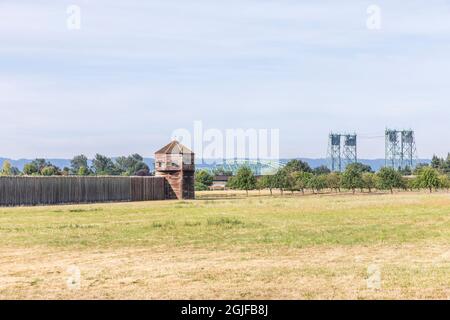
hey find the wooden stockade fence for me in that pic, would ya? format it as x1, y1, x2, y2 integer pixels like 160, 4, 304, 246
0, 176, 166, 206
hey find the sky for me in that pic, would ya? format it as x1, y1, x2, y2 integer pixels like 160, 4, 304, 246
1, 0, 450, 159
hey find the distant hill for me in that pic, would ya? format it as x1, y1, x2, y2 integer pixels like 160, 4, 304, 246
0, 157, 430, 173
0, 158, 72, 171
291, 158, 431, 172
197, 158, 430, 172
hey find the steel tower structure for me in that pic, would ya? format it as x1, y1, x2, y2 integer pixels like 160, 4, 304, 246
385, 129, 400, 169
400, 130, 416, 169
328, 133, 342, 172
385, 129, 417, 170
342, 134, 357, 169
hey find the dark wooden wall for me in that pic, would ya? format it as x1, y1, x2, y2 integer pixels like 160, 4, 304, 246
0, 176, 166, 206
157, 171, 181, 200
182, 171, 195, 199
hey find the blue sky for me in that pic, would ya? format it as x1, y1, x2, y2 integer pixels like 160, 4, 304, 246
1, 0, 450, 159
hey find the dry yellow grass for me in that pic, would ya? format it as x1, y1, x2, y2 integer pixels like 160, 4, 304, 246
0, 191, 449, 299
1, 244, 449, 299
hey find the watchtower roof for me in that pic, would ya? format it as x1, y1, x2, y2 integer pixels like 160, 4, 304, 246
155, 140, 194, 155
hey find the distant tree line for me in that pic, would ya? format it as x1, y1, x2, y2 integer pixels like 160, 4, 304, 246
1, 154, 150, 177
194, 159, 449, 195
429, 154, 450, 174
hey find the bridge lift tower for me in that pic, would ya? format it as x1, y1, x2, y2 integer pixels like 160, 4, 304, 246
385, 129, 417, 170
342, 134, 357, 169
328, 133, 342, 172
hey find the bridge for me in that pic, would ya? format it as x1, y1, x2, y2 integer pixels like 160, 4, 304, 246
196, 159, 285, 176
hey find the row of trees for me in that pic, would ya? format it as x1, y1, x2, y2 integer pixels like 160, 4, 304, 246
0, 154, 150, 177
195, 160, 448, 195
430, 154, 450, 174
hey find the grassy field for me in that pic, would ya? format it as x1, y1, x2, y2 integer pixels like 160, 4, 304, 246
0, 190, 449, 299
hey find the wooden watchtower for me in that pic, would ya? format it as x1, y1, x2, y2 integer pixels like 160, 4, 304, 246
154, 140, 195, 200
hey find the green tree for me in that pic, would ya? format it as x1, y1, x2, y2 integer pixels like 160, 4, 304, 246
114, 156, 129, 174
293, 171, 313, 195
114, 154, 149, 176
255, 177, 265, 194
78, 166, 90, 176
135, 168, 151, 176
232, 166, 256, 196
70, 154, 89, 174
10, 166, 21, 175
23, 163, 39, 175
414, 163, 429, 175
313, 165, 331, 175
326, 172, 341, 193
92, 154, 115, 175
212, 168, 233, 176
273, 168, 289, 195
376, 167, 404, 194
431, 155, 442, 170
439, 175, 450, 192
194, 180, 209, 191
31, 159, 51, 173
351, 162, 373, 173
1, 161, 12, 176
428, 154, 450, 174
362, 172, 377, 193
226, 176, 236, 189
195, 170, 214, 191
258, 175, 275, 195
341, 163, 364, 194
444, 153, 450, 174
41, 166, 60, 176
286, 171, 298, 194
405, 177, 417, 191
399, 166, 412, 176
416, 166, 441, 193
308, 174, 327, 194
283, 159, 312, 173
274, 160, 312, 195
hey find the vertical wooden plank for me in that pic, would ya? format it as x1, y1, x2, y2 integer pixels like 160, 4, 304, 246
0, 176, 171, 206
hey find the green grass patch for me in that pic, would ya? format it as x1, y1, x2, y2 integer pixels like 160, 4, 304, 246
0, 193, 448, 248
